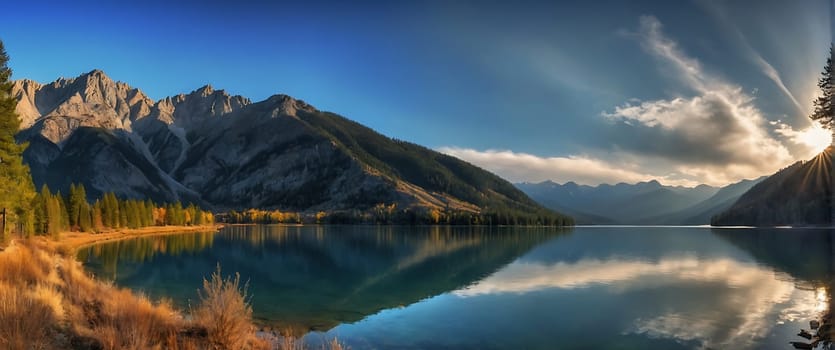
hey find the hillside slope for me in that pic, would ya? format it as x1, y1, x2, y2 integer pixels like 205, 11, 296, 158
643, 177, 764, 225
712, 149, 833, 226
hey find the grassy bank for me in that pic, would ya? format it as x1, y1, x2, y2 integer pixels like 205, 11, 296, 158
56, 224, 224, 252
0, 229, 344, 350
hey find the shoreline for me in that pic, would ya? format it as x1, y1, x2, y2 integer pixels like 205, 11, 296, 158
54, 224, 224, 252
0, 224, 285, 348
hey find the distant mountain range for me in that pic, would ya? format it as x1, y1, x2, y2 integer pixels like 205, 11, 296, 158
517, 178, 763, 225
712, 148, 833, 226
12, 70, 561, 218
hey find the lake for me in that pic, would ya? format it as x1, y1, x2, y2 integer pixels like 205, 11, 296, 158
77, 225, 834, 349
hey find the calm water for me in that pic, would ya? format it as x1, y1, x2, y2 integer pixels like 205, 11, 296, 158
77, 225, 835, 349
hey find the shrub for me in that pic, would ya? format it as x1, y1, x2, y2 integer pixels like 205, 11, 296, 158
194, 265, 255, 350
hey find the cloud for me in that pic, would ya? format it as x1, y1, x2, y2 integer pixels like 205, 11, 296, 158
753, 54, 805, 113
437, 147, 700, 186
441, 16, 828, 187
605, 16, 794, 168
604, 91, 792, 167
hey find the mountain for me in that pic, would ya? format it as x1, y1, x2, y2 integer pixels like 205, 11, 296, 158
517, 180, 717, 224
517, 178, 762, 225
712, 149, 833, 226
643, 177, 764, 225
12, 70, 566, 220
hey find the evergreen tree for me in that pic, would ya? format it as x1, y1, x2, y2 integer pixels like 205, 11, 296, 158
127, 200, 141, 229
67, 183, 77, 228
32, 185, 47, 234
142, 199, 154, 227
103, 192, 119, 228
0, 39, 35, 236
92, 200, 103, 232
20, 209, 33, 237
56, 192, 69, 232
45, 192, 62, 238
173, 201, 185, 225
189, 204, 203, 225
165, 203, 175, 225
67, 183, 87, 230
78, 202, 92, 232
118, 199, 128, 228
812, 45, 835, 129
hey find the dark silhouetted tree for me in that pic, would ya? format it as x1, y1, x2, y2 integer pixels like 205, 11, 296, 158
811, 45, 835, 130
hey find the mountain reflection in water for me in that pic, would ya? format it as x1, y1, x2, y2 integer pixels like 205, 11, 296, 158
79, 225, 564, 331
79, 226, 835, 349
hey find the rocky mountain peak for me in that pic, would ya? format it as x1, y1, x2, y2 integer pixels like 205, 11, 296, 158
12, 79, 44, 128
195, 84, 214, 96
12, 78, 42, 91
155, 85, 250, 128
261, 94, 315, 118
12, 69, 156, 144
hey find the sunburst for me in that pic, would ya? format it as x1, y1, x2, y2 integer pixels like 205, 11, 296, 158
796, 124, 832, 155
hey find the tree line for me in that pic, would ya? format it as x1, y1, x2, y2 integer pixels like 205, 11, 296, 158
224, 203, 573, 226
225, 209, 303, 225
30, 183, 214, 238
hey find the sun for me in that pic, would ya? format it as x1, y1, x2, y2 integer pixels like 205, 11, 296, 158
796, 124, 832, 155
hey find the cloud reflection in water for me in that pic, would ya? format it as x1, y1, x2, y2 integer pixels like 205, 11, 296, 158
454, 257, 821, 349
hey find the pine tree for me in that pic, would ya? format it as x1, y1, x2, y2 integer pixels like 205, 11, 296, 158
173, 201, 185, 225
78, 202, 92, 232
812, 45, 835, 130
56, 192, 69, 232
103, 192, 119, 228
67, 184, 77, 228
32, 185, 47, 234
92, 200, 103, 232
127, 200, 140, 229
67, 183, 87, 230
0, 39, 36, 237
190, 204, 203, 225
118, 199, 128, 228
45, 192, 61, 238
142, 199, 154, 227
165, 203, 175, 225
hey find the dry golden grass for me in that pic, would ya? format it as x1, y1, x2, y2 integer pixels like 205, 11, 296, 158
0, 238, 345, 350
0, 242, 50, 285
0, 240, 189, 349
93, 290, 180, 349
273, 335, 346, 350
31, 283, 64, 321
0, 282, 56, 349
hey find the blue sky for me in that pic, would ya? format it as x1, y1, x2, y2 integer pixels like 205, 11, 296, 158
2, 0, 832, 186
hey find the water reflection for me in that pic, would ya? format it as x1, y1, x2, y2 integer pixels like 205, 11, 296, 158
79, 226, 835, 349
79, 225, 566, 331
77, 232, 216, 279
712, 228, 835, 285
452, 255, 819, 347
306, 227, 831, 349
712, 228, 835, 348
